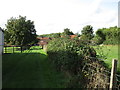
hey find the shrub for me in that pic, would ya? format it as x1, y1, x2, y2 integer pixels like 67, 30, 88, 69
47, 38, 109, 88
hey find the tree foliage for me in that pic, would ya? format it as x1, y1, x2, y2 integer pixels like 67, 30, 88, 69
81, 25, 94, 40
39, 33, 61, 38
92, 28, 106, 45
39, 28, 74, 38
62, 28, 74, 35
5, 16, 37, 46
93, 26, 119, 45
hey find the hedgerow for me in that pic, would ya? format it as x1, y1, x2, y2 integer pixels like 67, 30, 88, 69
47, 38, 109, 88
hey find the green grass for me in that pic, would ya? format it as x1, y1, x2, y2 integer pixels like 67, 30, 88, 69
94, 45, 119, 71
3, 46, 67, 88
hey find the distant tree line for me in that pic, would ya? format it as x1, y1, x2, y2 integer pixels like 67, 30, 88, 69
39, 25, 119, 45
39, 25, 94, 41
39, 28, 75, 38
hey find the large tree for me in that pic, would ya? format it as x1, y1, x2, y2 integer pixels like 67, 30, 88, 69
5, 16, 37, 46
94, 28, 106, 44
81, 25, 94, 40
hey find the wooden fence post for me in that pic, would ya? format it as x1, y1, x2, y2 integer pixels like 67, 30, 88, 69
109, 59, 117, 89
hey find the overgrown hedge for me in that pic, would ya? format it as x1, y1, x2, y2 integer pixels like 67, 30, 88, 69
47, 38, 109, 88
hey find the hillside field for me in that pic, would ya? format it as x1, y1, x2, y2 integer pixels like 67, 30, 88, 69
94, 45, 119, 71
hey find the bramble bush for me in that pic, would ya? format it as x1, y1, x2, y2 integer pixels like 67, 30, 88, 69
47, 38, 109, 88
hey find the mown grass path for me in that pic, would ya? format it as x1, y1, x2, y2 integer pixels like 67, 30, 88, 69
3, 47, 66, 88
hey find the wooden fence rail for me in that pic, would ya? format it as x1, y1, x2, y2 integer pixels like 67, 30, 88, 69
4, 45, 22, 53
4, 45, 40, 53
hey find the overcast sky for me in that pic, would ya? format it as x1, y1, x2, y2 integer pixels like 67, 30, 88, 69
0, 0, 119, 35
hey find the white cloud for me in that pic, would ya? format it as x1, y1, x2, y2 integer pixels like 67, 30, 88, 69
0, 0, 118, 34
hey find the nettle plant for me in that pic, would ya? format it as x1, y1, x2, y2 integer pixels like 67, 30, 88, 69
47, 38, 109, 88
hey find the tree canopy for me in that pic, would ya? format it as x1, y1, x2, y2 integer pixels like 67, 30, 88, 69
4, 16, 37, 46
39, 33, 61, 38
62, 28, 74, 35
92, 26, 119, 45
81, 25, 94, 41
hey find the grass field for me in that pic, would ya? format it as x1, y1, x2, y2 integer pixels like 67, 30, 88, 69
94, 45, 119, 71
3, 46, 67, 88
